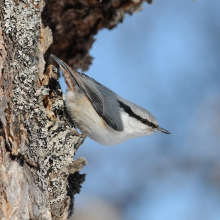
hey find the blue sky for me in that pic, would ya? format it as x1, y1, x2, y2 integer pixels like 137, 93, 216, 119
60, 0, 220, 219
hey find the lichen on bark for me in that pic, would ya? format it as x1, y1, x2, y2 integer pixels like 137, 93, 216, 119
1, 0, 85, 219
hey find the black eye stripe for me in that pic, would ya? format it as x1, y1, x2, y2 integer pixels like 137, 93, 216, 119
118, 101, 157, 129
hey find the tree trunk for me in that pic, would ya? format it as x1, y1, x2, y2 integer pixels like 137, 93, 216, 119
0, 0, 151, 219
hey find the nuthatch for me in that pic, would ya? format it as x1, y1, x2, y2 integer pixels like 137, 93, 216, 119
51, 55, 170, 146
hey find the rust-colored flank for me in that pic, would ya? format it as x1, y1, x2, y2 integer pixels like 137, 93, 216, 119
63, 70, 76, 92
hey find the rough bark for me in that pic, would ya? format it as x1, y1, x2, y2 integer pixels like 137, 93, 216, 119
0, 0, 151, 219
43, 0, 152, 70
0, 0, 86, 219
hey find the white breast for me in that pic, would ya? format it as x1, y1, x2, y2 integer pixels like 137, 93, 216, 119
65, 91, 154, 146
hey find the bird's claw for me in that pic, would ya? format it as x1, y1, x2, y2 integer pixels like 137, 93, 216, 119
65, 130, 87, 151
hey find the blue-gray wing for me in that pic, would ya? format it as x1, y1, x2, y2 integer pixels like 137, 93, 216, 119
64, 64, 120, 131
51, 54, 122, 131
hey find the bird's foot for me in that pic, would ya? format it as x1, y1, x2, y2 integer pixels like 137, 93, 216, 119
65, 130, 87, 151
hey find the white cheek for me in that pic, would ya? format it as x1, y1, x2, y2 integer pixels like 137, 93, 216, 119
120, 112, 154, 136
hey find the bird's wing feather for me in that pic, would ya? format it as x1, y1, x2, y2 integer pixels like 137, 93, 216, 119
64, 63, 119, 131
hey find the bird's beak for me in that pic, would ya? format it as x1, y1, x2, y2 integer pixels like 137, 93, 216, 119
155, 126, 171, 134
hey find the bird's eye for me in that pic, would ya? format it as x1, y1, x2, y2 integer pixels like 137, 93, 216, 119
141, 119, 146, 123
